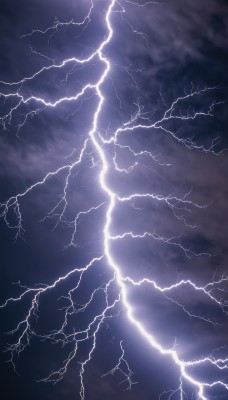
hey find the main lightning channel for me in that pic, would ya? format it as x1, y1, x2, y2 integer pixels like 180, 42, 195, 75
72, 1, 227, 399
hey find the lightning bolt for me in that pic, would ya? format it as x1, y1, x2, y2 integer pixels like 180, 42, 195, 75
0, 1, 227, 399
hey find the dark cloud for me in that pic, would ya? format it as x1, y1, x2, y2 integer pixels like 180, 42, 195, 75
124, 0, 228, 66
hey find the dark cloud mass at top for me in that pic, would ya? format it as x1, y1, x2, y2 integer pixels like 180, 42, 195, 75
0, 1, 228, 400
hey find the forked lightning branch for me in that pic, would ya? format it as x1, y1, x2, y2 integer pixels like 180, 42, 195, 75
0, 1, 228, 399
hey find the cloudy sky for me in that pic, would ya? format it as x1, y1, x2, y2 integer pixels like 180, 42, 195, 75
0, 1, 228, 399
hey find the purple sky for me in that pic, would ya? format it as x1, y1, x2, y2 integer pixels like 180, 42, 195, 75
0, 1, 228, 399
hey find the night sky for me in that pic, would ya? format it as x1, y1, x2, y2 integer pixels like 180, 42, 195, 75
0, 1, 228, 399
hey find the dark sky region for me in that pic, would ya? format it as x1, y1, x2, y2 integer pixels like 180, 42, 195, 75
0, 0, 228, 399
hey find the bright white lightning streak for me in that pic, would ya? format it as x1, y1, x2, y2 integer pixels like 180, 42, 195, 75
0, 1, 228, 399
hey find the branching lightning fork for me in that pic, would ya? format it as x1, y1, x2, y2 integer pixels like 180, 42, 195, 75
0, 1, 228, 399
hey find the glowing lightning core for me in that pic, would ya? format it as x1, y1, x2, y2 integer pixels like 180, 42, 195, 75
0, 1, 228, 399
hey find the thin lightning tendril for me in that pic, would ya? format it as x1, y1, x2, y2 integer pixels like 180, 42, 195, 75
0, 1, 227, 399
